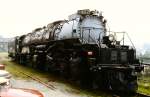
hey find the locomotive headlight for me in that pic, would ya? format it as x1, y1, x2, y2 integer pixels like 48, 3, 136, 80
109, 34, 115, 41
87, 51, 93, 56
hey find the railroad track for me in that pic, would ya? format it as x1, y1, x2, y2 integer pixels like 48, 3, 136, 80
16, 70, 150, 97
17, 71, 55, 90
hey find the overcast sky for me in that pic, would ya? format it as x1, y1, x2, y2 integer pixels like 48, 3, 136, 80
0, 0, 150, 49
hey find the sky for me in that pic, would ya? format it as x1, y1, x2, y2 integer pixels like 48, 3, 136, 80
0, 0, 150, 50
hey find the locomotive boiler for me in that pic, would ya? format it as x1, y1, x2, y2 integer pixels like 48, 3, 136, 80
8, 9, 144, 93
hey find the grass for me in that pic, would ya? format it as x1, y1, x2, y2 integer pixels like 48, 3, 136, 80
2, 60, 111, 97
3, 60, 56, 81
137, 64, 150, 95
138, 75, 150, 95
0, 52, 111, 97
2, 52, 150, 97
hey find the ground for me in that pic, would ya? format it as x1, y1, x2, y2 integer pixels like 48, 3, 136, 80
138, 65, 150, 95
0, 52, 150, 97
0, 52, 112, 97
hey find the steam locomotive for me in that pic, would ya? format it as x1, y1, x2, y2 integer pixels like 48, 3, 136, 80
8, 9, 144, 93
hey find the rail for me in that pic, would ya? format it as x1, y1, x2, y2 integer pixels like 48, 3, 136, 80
15, 70, 150, 97
16, 71, 55, 90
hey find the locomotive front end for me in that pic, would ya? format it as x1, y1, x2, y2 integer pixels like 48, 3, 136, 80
57, 9, 143, 93
69, 10, 144, 93
87, 36, 144, 93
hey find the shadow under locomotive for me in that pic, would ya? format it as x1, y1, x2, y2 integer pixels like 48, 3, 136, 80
8, 9, 144, 94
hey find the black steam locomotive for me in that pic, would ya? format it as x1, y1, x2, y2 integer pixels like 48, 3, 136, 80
8, 9, 144, 93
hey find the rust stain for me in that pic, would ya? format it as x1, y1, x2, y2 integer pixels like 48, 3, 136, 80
0, 88, 44, 97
